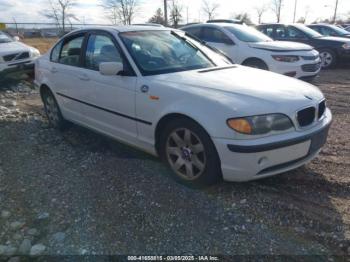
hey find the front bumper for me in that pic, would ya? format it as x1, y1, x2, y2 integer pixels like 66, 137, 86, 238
268, 59, 321, 79
213, 108, 332, 182
0, 59, 35, 75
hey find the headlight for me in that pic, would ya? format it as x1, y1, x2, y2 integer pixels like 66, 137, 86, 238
272, 55, 300, 62
30, 48, 41, 57
342, 42, 350, 50
227, 114, 294, 135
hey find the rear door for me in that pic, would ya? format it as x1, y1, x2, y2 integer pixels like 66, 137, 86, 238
48, 33, 87, 121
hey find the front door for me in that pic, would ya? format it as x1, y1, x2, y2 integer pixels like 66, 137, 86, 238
79, 33, 138, 141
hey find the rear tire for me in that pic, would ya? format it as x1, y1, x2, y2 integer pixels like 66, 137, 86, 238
242, 59, 269, 70
159, 117, 222, 187
319, 49, 337, 69
42, 89, 68, 130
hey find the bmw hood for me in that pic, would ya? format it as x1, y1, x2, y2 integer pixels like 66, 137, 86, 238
152, 65, 324, 108
249, 41, 313, 51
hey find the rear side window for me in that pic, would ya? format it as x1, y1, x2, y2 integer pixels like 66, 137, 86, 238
201, 27, 232, 44
50, 41, 62, 62
85, 34, 123, 71
59, 36, 84, 66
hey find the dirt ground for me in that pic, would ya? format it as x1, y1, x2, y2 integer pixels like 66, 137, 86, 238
0, 68, 349, 257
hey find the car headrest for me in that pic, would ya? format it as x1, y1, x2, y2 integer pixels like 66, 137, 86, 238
68, 48, 81, 56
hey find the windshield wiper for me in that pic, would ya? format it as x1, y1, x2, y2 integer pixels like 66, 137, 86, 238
171, 31, 216, 66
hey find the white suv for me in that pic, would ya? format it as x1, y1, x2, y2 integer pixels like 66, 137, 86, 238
181, 23, 321, 81
0, 31, 40, 75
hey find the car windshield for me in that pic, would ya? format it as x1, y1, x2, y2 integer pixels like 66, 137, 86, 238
293, 24, 323, 38
119, 30, 215, 76
224, 25, 272, 42
326, 25, 350, 35
0, 32, 13, 43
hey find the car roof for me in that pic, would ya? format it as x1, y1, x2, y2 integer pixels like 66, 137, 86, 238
182, 23, 245, 29
67, 25, 169, 35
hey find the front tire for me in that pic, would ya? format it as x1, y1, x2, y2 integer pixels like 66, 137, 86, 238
319, 49, 337, 69
42, 89, 67, 130
159, 118, 222, 186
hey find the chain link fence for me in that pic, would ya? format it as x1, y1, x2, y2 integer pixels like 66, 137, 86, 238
1, 22, 114, 53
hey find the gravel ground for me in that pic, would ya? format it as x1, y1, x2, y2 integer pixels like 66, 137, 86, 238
0, 69, 349, 258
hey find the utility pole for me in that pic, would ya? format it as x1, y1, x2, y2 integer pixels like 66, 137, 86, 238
333, 0, 339, 24
164, 0, 168, 26
293, 0, 297, 23
186, 6, 189, 24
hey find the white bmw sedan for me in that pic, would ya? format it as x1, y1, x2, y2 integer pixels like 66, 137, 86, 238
35, 26, 332, 186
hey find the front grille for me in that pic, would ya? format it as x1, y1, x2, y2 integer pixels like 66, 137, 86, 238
301, 55, 319, 61
3, 53, 19, 62
3, 52, 30, 62
17, 52, 29, 60
318, 100, 326, 119
301, 63, 321, 72
297, 107, 316, 127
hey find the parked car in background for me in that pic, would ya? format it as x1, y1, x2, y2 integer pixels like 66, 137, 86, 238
181, 23, 321, 81
207, 19, 243, 24
256, 23, 350, 69
35, 26, 332, 185
132, 23, 164, 27
308, 24, 350, 39
345, 26, 350, 32
0, 31, 40, 75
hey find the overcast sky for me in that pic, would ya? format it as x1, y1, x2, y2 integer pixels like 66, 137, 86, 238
0, 0, 349, 25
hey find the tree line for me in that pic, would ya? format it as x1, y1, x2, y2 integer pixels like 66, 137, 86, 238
43, 0, 349, 32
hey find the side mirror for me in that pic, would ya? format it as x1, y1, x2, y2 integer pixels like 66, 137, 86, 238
99, 62, 123, 76
13, 36, 20, 42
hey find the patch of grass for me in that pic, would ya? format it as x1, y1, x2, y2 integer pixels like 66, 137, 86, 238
21, 37, 58, 54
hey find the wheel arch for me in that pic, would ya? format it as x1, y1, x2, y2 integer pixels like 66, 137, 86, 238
154, 113, 211, 156
39, 84, 53, 100
242, 57, 269, 69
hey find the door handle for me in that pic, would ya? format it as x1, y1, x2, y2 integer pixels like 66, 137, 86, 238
50, 67, 58, 73
78, 74, 90, 81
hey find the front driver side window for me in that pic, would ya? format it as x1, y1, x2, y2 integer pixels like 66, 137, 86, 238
59, 35, 84, 66
85, 34, 123, 71
287, 27, 307, 39
201, 27, 232, 44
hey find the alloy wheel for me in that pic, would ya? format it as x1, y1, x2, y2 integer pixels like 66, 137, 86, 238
166, 128, 206, 180
320, 51, 333, 68
44, 95, 60, 125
